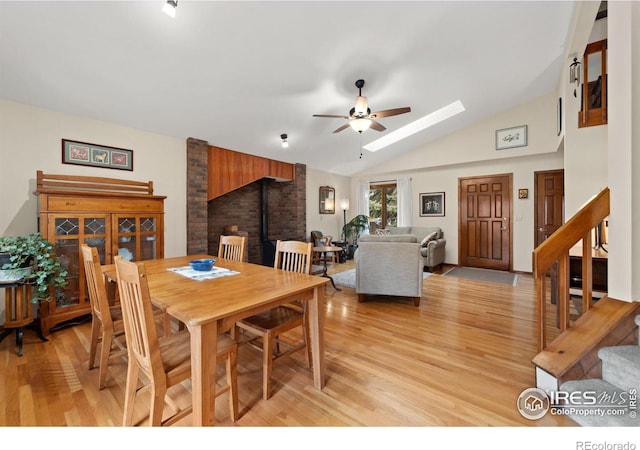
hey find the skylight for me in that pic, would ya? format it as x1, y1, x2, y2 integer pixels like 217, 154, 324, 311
363, 100, 466, 152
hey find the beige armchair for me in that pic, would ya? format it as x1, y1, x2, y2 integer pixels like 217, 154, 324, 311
354, 234, 423, 306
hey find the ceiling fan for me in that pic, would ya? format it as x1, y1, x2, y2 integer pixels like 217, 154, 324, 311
313, 79, 411, 133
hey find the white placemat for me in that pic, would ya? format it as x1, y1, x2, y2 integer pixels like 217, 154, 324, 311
168, 265, 239, 281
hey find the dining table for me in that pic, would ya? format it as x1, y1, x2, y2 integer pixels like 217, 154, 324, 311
107, 254, 329, 426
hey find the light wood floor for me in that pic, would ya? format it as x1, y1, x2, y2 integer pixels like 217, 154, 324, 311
0, 260, 576, 428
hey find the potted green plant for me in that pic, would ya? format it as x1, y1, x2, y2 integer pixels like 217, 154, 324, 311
341, 214, 369, 258
0, 233, 68, 303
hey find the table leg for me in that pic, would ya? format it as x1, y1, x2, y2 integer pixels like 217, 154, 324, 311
307, 286, 325, 389
321, 253, 341, 291
188, 322, 218, 426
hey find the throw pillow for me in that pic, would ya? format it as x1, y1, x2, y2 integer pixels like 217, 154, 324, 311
421, 231, 438, 246
375, 229, 391, 236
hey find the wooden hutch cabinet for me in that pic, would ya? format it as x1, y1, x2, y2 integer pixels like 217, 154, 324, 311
35, 171, 166, 336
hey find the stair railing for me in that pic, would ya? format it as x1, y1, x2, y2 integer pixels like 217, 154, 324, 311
532, 187, 610, 352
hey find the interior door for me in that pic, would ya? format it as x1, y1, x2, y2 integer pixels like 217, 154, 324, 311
534, 169, 565, 247
458, 174, 512, 270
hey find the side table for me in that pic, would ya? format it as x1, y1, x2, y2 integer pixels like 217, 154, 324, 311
312, 246, 342, 291
0, 282, 48, 356
331, 240, 349, 263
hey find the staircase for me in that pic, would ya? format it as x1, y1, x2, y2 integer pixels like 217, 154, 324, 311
560, 315, 640, 426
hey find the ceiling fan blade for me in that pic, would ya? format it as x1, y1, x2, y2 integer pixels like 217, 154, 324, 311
370, 120, 386, 132
332, 123, 351, 133
371, 107, 411, 119
313, 114, 350, 119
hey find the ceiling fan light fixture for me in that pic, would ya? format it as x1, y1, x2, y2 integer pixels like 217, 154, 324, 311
349, 118, 372, 133
363, 100, 466, 152
354, 96, 368, 116
162, 0, 177, 18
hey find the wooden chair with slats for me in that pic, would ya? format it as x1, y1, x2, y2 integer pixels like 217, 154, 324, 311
81, 244, 128, 390
235, 240, 313, 400
218, 235, 247, 262
114, 256, 239, 426
82, 244, 170, 389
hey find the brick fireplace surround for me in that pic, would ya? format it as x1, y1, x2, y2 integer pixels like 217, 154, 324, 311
186, 138, 307, 265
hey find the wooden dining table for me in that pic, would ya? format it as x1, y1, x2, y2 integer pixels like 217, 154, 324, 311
107, 254, 329, 426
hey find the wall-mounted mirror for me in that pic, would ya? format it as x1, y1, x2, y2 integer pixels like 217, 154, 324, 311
319, 186, 335, 214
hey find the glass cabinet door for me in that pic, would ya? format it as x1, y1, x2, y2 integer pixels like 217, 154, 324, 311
113, 215, 162, 262
48, 214, 110, 309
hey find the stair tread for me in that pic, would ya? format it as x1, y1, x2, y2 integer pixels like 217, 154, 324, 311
599, 345, 640, 364
560, 378, 639, 427
599, 345, 640, 393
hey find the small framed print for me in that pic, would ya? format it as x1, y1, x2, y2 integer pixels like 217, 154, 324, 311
419, 192, 445, 217
518, 188, 529, 199
62, 139, 133, 171
496, 125, 528, 150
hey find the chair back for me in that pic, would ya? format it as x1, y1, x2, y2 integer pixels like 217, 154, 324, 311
114, 256, 165, 386
81, 244, 113, 329
311, 230, 332, 247
274, 240, 313, 275
218, 235, 246, 261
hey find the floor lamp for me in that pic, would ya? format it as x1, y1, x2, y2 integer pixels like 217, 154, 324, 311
340, 198, 350, 242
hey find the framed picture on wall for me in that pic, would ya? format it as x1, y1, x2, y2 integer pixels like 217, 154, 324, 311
419, 192, 445, 217
62, 139, 133, 171
495, 125, 528, 150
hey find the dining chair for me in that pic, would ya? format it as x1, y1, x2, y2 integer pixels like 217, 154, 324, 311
218, 235, 247, 261
235, 240, 313, 400
114, 256, 239, 426
81, 244, 171, 389
81, 244, 128, 390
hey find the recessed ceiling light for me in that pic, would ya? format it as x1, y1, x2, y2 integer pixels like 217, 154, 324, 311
162, 0, 177, 18
363, 100, 465, 152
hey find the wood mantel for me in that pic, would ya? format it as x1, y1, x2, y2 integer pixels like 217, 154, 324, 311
208, 146, 295, 200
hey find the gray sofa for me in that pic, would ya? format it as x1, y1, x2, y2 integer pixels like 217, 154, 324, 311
354, 234, 423, 306
385, 226, 446, 272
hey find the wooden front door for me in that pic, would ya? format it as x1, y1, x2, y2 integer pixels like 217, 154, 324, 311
459, 174, 512, 270
534, 169, 565, 247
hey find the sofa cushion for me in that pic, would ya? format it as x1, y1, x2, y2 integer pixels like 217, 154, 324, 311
375, 228, 391, 236
388, 227, 412, 235
359, 234, 417, 244
420, 231, 438, 246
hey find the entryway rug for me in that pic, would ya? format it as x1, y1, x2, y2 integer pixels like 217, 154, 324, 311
332, 268, 433, 289
442, 266, 518, 286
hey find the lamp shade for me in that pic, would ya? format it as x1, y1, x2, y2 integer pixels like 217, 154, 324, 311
340, 198, 350, 211
349, 118, 372, 133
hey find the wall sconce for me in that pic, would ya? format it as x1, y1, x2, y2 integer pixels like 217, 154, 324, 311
569, 56, 581, 98
280, 133, 288, 148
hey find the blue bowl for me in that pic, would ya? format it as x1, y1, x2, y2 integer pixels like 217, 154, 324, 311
189, 258, 216, 271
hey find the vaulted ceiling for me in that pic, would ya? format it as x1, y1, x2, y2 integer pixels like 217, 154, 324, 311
0, 1, 576, 176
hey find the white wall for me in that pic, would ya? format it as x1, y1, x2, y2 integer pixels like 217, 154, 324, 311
607, 1, 640, 301
306, 167, 351, 241
0, 99, 187, 257
352, 93, 564, 272
0, 99, 187, 321
563, 10, 608, 217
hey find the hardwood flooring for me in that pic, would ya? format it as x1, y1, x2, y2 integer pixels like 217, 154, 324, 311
1, 261, 576, 430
